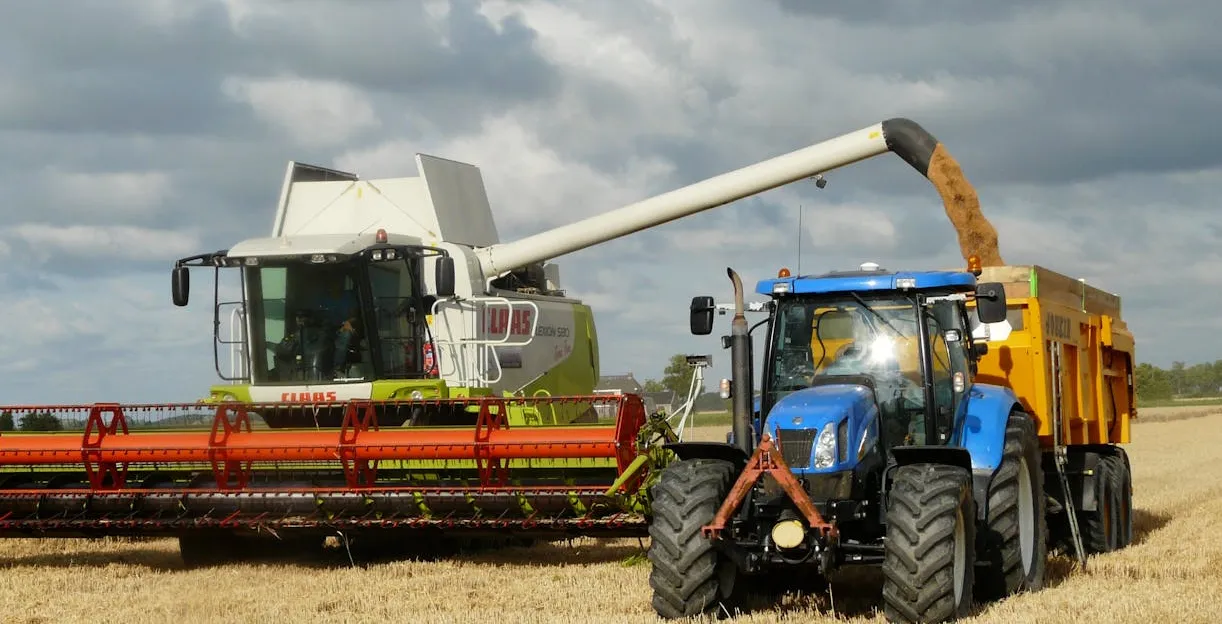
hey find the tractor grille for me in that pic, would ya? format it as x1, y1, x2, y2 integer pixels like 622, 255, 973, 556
775, 428, 817, 468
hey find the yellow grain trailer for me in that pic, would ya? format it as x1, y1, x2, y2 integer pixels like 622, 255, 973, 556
971, 263, 1135, 556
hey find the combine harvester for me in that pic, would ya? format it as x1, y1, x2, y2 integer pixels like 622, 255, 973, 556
0, 117, 1131, 619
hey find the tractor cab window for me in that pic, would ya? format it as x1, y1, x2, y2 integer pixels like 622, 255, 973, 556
767, 295, 929, 448
923, 298, 972, 443
923, 297, 972, 420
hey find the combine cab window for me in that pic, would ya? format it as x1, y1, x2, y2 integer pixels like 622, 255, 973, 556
246, 261, 371, 384
242, 256, 427, 385
367, 259, 424, 378
767, 295, 929, 448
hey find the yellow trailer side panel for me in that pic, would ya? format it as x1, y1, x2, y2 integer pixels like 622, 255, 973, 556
969, 265, 1135, 449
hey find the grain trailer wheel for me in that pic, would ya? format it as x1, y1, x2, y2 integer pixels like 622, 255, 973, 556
1079, 453, 1121, 554
882, 463, 977, 624
1103, 454, 1133, 549
647, 458, 741, 619
975, 409, 1047, 601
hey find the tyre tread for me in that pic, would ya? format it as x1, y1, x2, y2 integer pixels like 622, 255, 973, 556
882, 462, 976, 624
647, 458, 737, 619
975, 410, 1048, 600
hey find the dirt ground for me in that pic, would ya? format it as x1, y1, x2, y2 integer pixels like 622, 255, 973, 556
1, 406, 1219, 624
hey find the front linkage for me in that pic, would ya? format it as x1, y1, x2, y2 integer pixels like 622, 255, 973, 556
701, 433, 839, 566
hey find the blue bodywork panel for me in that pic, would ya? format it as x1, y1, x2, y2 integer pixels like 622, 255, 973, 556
757, 269, 977, 297
762, 384, 878, 475
952, 382, 1022, 472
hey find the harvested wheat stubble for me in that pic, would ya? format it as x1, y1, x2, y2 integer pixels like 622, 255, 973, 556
1, 408, 1220, 623
927, 143, 1004, 267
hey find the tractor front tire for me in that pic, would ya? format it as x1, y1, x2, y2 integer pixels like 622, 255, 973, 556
647, 458, 740, 619
975, 409, 1048, 601
882, 463, 976, 624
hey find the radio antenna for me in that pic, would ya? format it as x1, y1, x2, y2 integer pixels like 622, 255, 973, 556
797, 204, 803, 276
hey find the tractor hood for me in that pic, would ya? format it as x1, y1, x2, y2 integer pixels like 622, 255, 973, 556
763, 383, 880, 474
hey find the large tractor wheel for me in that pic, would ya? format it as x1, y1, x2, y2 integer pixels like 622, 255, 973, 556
1078, 453, 1122, 554
975, 409, 1047, 601
881, 463, 976, 624
647, 458, 740, 619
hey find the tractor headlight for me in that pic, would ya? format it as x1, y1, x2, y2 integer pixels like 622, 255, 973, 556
813, 422, 836, 468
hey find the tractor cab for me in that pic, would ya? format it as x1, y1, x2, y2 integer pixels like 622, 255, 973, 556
756, 262, 1006, 456
689, 261, 1008, 489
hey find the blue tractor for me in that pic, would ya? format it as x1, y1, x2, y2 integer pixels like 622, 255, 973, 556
646, 263, 1046, 623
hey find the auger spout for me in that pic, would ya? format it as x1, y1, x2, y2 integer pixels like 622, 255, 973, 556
474, 117, 1002, 278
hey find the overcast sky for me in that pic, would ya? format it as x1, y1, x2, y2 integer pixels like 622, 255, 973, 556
2, 0, 1220, 404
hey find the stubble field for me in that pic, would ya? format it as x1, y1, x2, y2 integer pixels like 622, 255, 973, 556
1, 405, 1220, 624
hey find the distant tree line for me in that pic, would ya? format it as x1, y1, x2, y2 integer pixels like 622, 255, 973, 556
1135, 360, 1222, 402
0, 410, 64, 432
0, 410, 232, 432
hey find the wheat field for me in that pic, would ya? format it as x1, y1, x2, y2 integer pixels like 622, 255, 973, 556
1, 406, 1219, 624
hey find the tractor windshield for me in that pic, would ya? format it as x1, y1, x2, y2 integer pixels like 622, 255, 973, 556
766, 294, 937, 447
242, 255, 428, 384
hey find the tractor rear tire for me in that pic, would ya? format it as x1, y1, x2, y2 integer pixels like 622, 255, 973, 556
647, 458, 740, 619
1079, 453, 1121, 554
974, 410, 1047, 601
881, 463, 976, 624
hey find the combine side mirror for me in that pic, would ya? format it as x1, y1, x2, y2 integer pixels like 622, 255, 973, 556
974, 281, 1007, 324
171, 266, 190, 307
690, 296, 715, 335
435, 256, 456, 298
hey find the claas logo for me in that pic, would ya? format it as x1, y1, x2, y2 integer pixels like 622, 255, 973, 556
280, 391, 339, 402
486, 308, 534, 336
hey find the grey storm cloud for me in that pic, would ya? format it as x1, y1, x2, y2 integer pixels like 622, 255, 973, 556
1, 0, 1220, 402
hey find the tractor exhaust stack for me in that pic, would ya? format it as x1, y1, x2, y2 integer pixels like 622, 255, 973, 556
726, 267, 754, 455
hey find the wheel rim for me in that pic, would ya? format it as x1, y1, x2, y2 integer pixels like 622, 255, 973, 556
1018, 456, 1035, 573
953, 506, 966, 605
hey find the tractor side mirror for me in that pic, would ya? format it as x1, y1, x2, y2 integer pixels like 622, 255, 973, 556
974, 282, 1007, 324
690, 296, 715, 335
171, 266, 190, 307
435, 256, 456, 298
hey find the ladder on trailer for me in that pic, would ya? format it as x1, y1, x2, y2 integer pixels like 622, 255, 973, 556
1050, 340, 1088, 567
